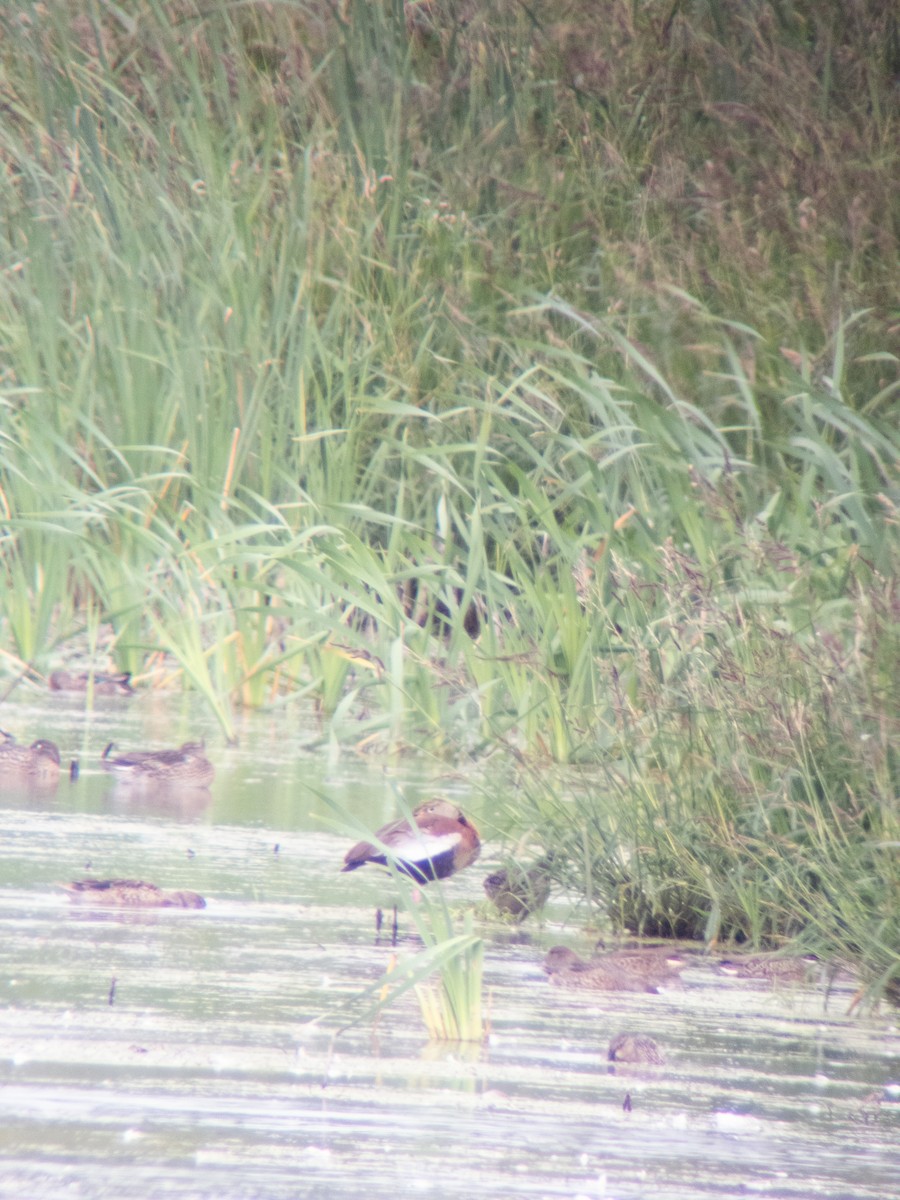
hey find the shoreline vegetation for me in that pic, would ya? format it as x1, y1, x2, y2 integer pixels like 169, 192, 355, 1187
1, 3, 897, 1003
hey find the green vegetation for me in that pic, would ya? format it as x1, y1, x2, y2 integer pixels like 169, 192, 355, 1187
411, 905, 484, 1043
1, 3, 897, 1002
331, 898, 484, 1044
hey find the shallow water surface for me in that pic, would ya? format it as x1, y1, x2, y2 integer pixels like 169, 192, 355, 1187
0, 697, 897, 1198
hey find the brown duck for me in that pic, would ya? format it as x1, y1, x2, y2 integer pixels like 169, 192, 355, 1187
343, 799, 481, 885
543, 945, 684, 993
102, 741, 214, 788
483, 855, 553, 921
61, 879, 206, 909
715, 952, 821, 982
592, 941, 690, 971
607, 1032, 665, 1065
50, 670, 134, 696
0, 731, 61, 785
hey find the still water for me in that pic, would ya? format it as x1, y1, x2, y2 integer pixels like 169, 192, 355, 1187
0, 693, 897, 1199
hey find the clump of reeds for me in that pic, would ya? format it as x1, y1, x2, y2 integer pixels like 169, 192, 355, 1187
504, 533, 898, 1001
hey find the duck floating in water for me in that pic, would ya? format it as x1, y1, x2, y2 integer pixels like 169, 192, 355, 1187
61, 879, 206, 909
101, 741, 214, 788
607, 1032, 665, 1065
715, 952, 820, 983
591, 940, 690, 971
50, 670, 134, 696
542, 945, 684, 993
0, 731, 61, 786
483, 855, 553, 921
342, 799, 481, 885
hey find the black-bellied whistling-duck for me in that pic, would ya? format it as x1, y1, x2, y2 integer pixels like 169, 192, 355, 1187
342, 798, 481, 885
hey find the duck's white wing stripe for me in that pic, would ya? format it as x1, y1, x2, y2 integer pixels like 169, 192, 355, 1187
388, 830, 460, 861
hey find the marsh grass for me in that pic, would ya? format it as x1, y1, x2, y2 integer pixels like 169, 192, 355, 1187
501, 540, 898, 997
1, 2, 897, 995
413, 910, 485, 1043
331, 915, 484, 1044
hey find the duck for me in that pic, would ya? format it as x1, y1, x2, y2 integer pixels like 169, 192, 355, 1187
483, 855, 553, 921
101, 741, 214, 788
715, 952, 821, 982
592, 940, 690, 971
0, 731, 61, 785
61, 878, 206, 908
542, 945, 683, 993
342, 799, 481, 885
607, 1032, 665, 1065
49, 670, 134, 696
